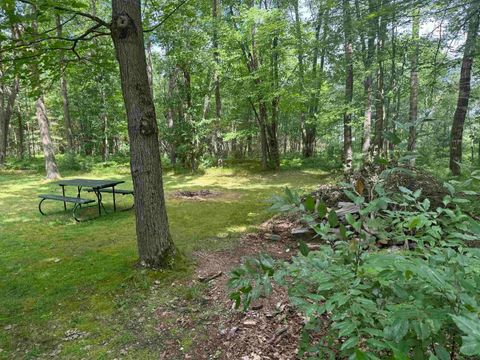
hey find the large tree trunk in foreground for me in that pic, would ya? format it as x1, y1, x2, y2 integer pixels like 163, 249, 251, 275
343, 0, 353, 172
36, 96, 60, 179
407, 8, 420, 166
111, 0, 175, 268
449, 2, 480, 175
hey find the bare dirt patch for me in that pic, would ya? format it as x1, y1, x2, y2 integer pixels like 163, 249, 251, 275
154, 215, 309, 359
168, 189, 242, 202
172, 190, 220, 200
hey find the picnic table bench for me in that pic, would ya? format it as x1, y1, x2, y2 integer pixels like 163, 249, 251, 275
86, 188, 134, 211
38, 194, 96, 222
37, 178, 134, 221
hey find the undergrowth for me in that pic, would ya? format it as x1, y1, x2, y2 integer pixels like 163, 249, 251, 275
229, 167, 480, 359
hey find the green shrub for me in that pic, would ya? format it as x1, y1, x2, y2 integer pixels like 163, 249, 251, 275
229, 175, 480, 358
230, 246, 480, 359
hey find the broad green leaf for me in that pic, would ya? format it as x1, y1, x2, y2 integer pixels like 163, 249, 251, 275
304, 195, 315, 212
399, 186, 413, 195
434, 345, 450, 360
340, 336, 358, 351
390, 319, 409, 343
299, 241, 310, 257
328, 210, 339, 227
353, 349, 368, 360
318, 201, 328, 218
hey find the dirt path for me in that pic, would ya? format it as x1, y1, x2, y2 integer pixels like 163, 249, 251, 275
155, 216, 306, 359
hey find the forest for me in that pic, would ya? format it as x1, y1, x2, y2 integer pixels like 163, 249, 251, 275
1, 0, 480, 358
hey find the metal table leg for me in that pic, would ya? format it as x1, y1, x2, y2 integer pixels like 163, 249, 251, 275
112, 186, 117, 212
61, 185, 67, 211
94, 189, 102, 215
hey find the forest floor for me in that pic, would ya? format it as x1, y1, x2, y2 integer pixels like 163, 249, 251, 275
0, 160, 333, 359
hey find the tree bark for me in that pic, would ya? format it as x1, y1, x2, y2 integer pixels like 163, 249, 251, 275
56, 14, 74, 152
212, 0, 222, 160
305, 4, 328, 158
0, 23, 21, 167
111, 0, 175, 267
101, 87, 109, 161
407, 8, 420, 166
343, 0, 353, 172
251, 24, 269, 170
16, 105, 24, 159
449, 2, 480, 175
32, 8, 60, 179
166, 67, 177, 165
181, 65, 197, 170
36, 96, 60, 179
374, 0, 387, 156
269, 31, 280, 169
292, 0, 308, 157
257, 101, 269, 170
359, 0, 376, 160
0, 77, 19, 166
387, 9, 398, 156
146, 38, 154, 97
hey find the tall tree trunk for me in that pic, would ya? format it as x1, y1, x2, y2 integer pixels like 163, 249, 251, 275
250, 24, 269, 170
26, 115, 32, 157
343, 0, 353, 172
0, 77, 19, 167
360, 0, 376, 159
111, 0, 175, 268
212, 0, 222, 160
56, 14, 74, 152
391, 46, 406, 156
374, 0, 387, 156
257, 101, 269, 170
91, 0, 108, 160
449, 2, 480, 175
269, 31, 280, 170
293, 0, 308, 157
146, 38, 154, 97
32, 8, 60, 179
0, 24, 21, 167
181, 65, 197, 170
306, 4, 328, 158
36, 97, 60, 179
166, 68, 177, 165
388, 9, 398, 156
101, 87, 109, 161
407, 8, 420, 166
16, 105, 24, 159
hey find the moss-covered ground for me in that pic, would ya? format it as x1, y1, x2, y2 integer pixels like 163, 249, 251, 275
0, 159, 332, 359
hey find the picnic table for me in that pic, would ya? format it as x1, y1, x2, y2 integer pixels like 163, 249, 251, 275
38, 178, 134, 221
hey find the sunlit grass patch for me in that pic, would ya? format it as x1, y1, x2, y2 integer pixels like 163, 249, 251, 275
0, 163, 332, 358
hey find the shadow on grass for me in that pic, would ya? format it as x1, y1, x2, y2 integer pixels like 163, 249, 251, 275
0, 164, 334, 358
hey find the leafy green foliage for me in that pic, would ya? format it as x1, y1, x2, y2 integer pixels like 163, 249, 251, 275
230, 182, 480, 358
230, 244, 480, 358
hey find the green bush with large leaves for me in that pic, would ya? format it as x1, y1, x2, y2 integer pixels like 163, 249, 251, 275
229, 179, 480, 359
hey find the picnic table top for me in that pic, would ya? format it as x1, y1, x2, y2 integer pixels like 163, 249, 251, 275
55, 178, 125, 189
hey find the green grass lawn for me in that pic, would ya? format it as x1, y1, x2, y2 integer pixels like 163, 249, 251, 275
0, 161, 331, 359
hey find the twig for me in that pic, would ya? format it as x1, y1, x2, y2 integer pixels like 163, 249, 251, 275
144, 0, 191, 33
